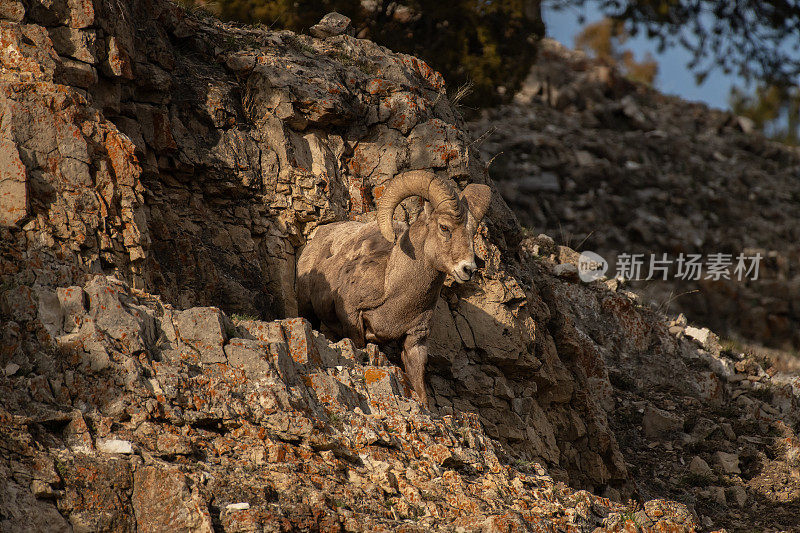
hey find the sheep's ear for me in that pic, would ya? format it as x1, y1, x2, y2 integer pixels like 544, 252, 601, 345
460, 184, 491, 222
423, 200, 433, 217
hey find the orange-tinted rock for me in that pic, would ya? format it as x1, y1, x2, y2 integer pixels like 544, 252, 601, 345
132, 465, 213, 533
0, 133, 27, 227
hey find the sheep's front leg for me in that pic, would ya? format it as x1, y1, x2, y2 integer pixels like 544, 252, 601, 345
402, 333, 429, 409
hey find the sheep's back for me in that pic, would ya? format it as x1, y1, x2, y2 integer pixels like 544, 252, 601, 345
296, 221, 393, 336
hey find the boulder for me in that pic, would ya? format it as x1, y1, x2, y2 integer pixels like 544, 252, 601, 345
642, 404, 684, 438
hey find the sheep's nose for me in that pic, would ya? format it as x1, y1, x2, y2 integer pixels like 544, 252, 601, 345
463, 262, 476, 277
456, 261, 477, 281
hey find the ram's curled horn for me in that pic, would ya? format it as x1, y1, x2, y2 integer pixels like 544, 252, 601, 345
376, 170, 462, 242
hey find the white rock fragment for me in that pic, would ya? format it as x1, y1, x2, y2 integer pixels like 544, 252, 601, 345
685, 326, 715, 346
226, 503, 251, 511
309, 12, 354, 38
96, 439, 134, 454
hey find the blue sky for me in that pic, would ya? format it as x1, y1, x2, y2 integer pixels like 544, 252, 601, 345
542, 4, 739, 110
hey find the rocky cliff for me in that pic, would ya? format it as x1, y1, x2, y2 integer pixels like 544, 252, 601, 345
468, 39, 800, 353
1, 2, 800, 531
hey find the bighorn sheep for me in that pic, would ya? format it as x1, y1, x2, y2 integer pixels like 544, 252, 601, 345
296, 170, 491, 407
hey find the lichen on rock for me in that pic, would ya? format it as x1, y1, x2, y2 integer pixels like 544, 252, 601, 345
2, 1, 799, 531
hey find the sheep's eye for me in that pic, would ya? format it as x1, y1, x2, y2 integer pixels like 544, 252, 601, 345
439, 224, 451, 236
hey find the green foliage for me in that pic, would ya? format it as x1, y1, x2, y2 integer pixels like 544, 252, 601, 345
620, 509, 641, 526
54, 459, 68, 479
748, 385, 775, 403
680, 471, 713, 487
730, 83, 800, 146
178, 0, 800, 115
719, 337, 744, 356
574, 18, 658, 85
511, 458, 537, 471
177, 0, 219, 17
326, 409, 344, 429
547, 0, 800, 88
230, 313, 257, 321
177, 0, 545, 110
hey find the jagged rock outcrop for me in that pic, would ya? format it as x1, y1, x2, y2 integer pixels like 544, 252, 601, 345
0, 0, 614, 496
2, 1, 800, 531
469, 39, 800, 352
1, 273, 703, 531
